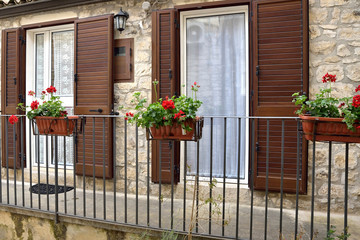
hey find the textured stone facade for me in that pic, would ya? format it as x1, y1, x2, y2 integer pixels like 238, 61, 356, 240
0, 0, 359, 218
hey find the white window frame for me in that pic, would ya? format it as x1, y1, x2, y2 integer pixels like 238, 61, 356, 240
179, 6, 250, 185
25, 24, 74, 169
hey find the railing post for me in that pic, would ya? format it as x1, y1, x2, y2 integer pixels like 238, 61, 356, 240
55, 135, 59, 223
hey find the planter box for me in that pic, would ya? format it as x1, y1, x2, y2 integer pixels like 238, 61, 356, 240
300, 115, 360, 143
33, 116, 79, 136
147, 117, 204, 141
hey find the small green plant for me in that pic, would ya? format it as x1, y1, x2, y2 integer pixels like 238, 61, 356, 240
325, 226, 350, 240
293, 73, 360, 131
123, 81, 202, 131
161, 230, 179, 240
17, 86, 68, 120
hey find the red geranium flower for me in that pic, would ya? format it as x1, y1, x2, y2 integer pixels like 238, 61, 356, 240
356, 85, 360, 92
322, 73, 336, 83
9, 115, 18, 125
352, 95, 360, 108
46, 86, 57, 94
162, 100, 175, 110
60, 111, 68, 117
30, 100, 39, 110
338, 103, 345, 108
28, 90, 35, 96
174, 110, 186, 119
42, 90, 46, 95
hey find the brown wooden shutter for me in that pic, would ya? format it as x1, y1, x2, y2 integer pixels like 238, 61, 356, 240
1, 28, 26, 169
251, 0, 308, 193
74, 15, 114, 178
151, 9, 180, 183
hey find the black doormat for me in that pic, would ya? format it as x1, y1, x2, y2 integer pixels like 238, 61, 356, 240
30, 183, 74, 195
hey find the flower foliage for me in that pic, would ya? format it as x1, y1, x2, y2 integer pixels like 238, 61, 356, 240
292, 73, 360, 131
124, 81, 202, 131
17, 86, 68, 120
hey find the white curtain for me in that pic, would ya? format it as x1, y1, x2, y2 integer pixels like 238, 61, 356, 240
186, 13, 246, 179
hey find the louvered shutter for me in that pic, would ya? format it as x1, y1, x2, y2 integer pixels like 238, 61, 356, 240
1, 28, 26, 169
252, 0, 308, 193
151, 9, 180, 183
74, 15, 114, 178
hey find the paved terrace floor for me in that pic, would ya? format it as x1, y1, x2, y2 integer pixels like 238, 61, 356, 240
1, 180, 359, 240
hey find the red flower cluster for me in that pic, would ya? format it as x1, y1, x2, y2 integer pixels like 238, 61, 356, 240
352, 95, 360, 108
356, 85, 360, 92
162, 99, 175, 110
338, 102, 345, 108
125, 112, 134, 120
60, 111, 68, 117
46, 86, 57, 94
9, 115, 18, 125
30, 100, 39, 110
42, 90, 46, 95
28, 90, 35, 96
322, 73, 336, 83
174, 110, 185, 119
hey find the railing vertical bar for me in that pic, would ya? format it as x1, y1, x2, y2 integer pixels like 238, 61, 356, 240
344, 143, 349, 239
264, 119, 269, 240
196, 138, 200, 233
21, 117, 25, 207
280, 120, 285, 236
310, 123, 317, 240
295, 120, 300, 238
92, 118, 96, 219
136, 125, 139, 225
103, 118, 106, 220
54, 136, 59, 223
73, 119, 77, 215
63, 135, 67, 214
0, 118, 2, 204
124, 119, 128, 223
183, 141, 187, 232
147, 139, 150, 226
209, 117, 213, 235
82, 117, 86, 217
327, 141, 332, 236
37, 130, 40, 209
159, 140, 162, 228
222, 117, 227, 236
235, 118, 241, 239
13, 123, 17, 205
46, 136, 49, 211
170, 140, 174, 229
113, 117, 117, 222
6, 118, 9, 204
29, 119, 33, 208
250, 118, 255, 240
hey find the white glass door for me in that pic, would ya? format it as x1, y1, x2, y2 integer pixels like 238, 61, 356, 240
27, 26, 74, 167
181, 7, 249, 181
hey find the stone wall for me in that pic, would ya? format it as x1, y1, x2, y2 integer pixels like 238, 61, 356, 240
0, 0, 359, 218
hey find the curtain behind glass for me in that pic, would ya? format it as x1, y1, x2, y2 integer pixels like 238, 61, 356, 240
186, 13, 246, 179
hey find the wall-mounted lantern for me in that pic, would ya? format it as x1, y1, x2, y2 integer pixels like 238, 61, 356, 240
114, 7, 129, 33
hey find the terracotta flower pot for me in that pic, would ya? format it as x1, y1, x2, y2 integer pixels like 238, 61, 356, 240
148, 117, 204, 141
300, 115, 360, 143
34, 116, 79, 136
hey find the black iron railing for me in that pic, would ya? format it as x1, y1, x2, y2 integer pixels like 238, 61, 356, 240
0, 115, 355, 239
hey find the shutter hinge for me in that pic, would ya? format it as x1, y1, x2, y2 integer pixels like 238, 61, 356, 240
130, 63, 133, 72
250, 90, 254, 100
174, 165, 180, 175
13, 77, 16, 85
256, 66, 260, 76
255, 142, 260, 152
74, 73, 78, 83
169, 69, 172, 79
130, 48, 132, 57
168, 141, 173, 149
18, 94, 25, 103
174, 18, 179, 29
19, 35, 25, 45
75, 135, 78, 144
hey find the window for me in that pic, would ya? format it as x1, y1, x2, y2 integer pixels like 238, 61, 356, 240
26, 25, 75, 167
180, 6, 249, 182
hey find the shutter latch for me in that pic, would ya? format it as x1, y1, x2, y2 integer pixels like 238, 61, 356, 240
74, 73, 78, 83
256, 66, 260, 76
169, 69, 172, 79
130, 63, 133, 72
168, 141, 173, 149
